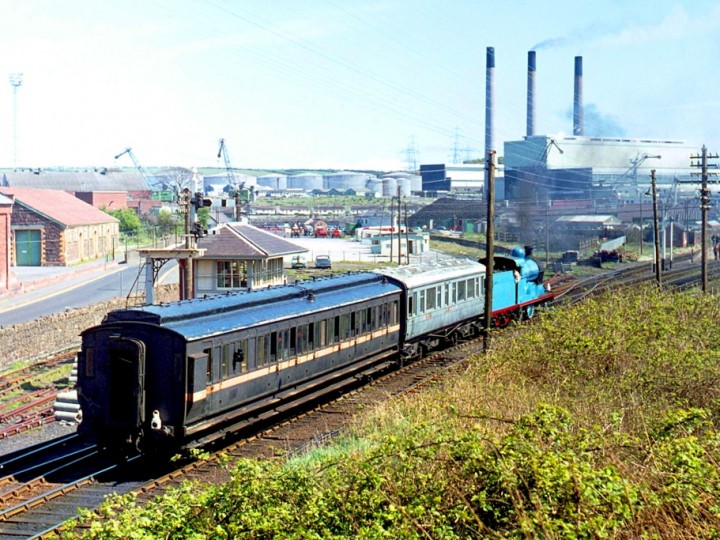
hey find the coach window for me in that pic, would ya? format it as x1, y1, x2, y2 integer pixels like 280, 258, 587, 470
257, 335, 270, 367
296, 325, 307, 354
84, 348, 94, 377
458, 280, 466, 302
233, 340, 247, 373
391, 300, 399, 325
290, 327, 298, 356
308, 323, 315, 350
268, 332, 278, 363
444, 283, 450, 306
221, 344, 231, 379
419, 289, 426, 313
426, 286, 436, 310
332, 316, 340, 343
339, 314, 350, 339
466, 278, 475, 299
451, 282, 457, 304
364, 308, 371, 333
204, 346, 213, 382
437, 287, 443, 308
370, 306, 378, 330
409, 293, 415, 316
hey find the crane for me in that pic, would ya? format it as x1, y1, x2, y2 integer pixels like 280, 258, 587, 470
114, 147, 153, 188
217, 138, 252, 220
626, 152, 662, 187
217, 138, 243, 191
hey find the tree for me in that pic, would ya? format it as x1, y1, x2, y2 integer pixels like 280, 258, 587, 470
157, 167, 196, 200
103, 207, 142, 236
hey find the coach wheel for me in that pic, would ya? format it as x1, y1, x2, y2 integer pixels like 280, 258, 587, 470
524, 305, 535, 320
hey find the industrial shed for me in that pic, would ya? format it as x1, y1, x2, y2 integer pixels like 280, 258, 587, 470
0, 187, 120, 267
193, 223, 305, 294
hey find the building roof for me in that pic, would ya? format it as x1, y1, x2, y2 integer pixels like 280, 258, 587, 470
0, 187, 119, 227
2, 169, 149, 192
556, 215, 621, 225
197, 223, 306, 259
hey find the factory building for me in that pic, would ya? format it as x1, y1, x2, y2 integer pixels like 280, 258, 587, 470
503, 135, 698, 202
419, 163, 504, 199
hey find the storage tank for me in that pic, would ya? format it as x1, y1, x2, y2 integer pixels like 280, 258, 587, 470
288, 173, 323, 191
382, 177, 397, 197
396, 177, 412, 197
366, 178, 383, 196
257, 174, 287, 190
324, 171, 369, 191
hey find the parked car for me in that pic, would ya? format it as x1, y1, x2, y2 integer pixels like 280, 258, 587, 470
291, 255, 307, 269
315, 255, 332, 269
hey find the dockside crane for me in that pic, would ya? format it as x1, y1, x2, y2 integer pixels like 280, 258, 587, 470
114, 147, 154, 188
217, 138, 252, 220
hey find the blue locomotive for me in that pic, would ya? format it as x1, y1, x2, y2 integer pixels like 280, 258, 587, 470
76, 249, 552, 453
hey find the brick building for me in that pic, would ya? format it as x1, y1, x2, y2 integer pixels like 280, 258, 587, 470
0, 194, 12, 289
0, 187, 120, 267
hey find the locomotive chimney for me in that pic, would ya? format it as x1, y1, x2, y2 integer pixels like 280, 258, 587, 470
573, 56, 584, 136
484, 46, 495, 203
526, 50, 536, 137
524, 245, 535, 258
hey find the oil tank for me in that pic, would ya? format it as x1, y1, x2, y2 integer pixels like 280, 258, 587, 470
288, 173, 323, 191
367, 178, 383, 196
396, 177, 412, 197
257, 174, 287, 190
324, 172, 369, 191
382, 177, 397, 197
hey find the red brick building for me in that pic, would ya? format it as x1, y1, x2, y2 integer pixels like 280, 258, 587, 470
0, 194, 13, 290
0, 187, 120, 267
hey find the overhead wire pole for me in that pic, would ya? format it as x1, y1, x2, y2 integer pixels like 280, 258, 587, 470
483, 150, 496, 353
690, 146, 718, 293
650, 170, 661, 287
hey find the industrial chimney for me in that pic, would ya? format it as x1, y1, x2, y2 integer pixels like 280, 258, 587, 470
526, 50, 536, 137
573, 56, 584, 136
484, 46, 495, 202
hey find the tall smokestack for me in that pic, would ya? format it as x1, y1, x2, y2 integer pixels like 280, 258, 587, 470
573, 56, 584, 136
526, 50, 536, 137
484, 46, 495, 202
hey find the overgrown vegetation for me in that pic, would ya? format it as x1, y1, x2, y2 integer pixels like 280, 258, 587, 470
63, 286, 720, 538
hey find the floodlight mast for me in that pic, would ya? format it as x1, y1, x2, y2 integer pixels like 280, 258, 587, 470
8, 73, 23, 168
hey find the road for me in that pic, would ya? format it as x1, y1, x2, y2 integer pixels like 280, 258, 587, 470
0, 260, 178, 326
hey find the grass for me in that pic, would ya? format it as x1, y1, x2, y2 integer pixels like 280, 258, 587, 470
64, 285, 720, 538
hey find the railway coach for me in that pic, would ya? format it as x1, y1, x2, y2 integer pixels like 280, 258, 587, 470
76, 248, 551, 454
77, 272, 402, 452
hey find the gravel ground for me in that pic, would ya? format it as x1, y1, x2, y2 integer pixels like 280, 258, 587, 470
0, 421, 78, 455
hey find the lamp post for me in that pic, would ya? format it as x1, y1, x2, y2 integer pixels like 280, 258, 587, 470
8, 73, 23, 167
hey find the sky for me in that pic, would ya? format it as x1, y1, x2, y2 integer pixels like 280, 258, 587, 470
0, 0, 719, 173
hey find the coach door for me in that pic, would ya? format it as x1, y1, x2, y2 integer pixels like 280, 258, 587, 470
186, 352, 208, 420
107, 338, 146, 431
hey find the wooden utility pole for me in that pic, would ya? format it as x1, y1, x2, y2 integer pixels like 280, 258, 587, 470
404, 202, 410, 265
397, 186, 402, 265
483, 151, 496, 353
650, 170, 661, 287
689, 145, 719, 293
389, 196, 394, 264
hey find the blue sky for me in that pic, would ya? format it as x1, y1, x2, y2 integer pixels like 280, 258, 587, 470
0, 0, 718, 172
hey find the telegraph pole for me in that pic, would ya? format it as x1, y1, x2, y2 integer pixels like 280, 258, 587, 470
689, 146, 719, 293
483, 150, 496, 353
650, 170, 661, 287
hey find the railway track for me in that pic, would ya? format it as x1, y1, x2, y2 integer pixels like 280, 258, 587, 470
2, 329, 487, 539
